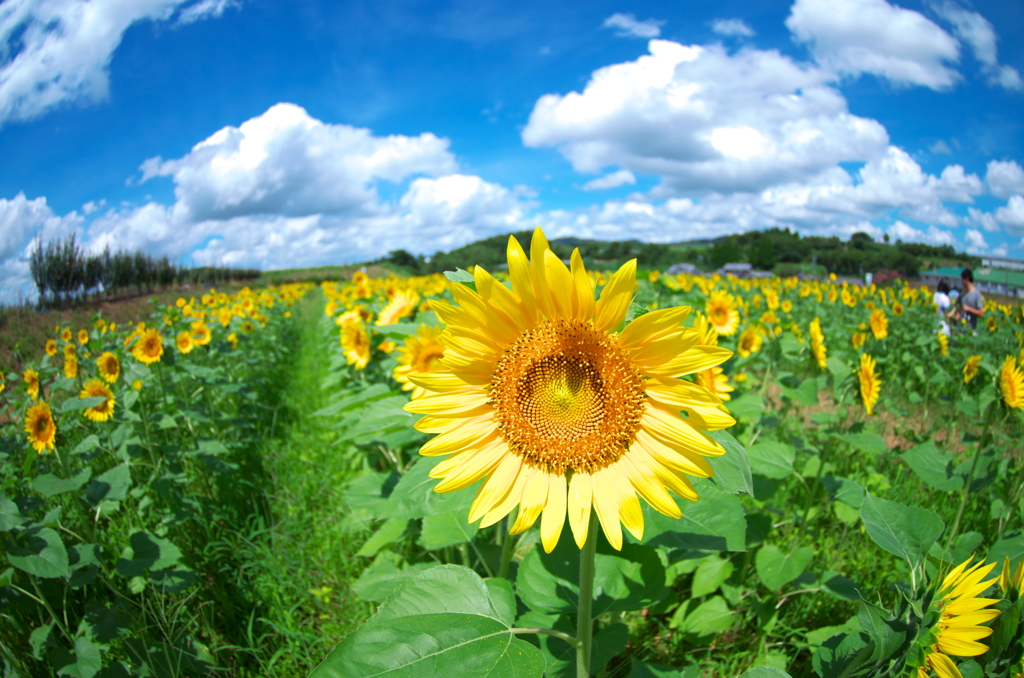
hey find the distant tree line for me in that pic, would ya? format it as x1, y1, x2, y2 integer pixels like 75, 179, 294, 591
28, 233, 261, 308
382, 227, 980, 279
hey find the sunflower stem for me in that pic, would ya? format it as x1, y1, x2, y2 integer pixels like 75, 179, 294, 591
498, 518, 514, 579
576, 512, 598, 678
945, 401, 996, 553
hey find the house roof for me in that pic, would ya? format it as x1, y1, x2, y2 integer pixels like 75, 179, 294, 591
923, 267, 1024, 288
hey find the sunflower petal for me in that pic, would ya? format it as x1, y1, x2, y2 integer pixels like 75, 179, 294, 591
592, 470, 623, 550
594, 259, 637, 332
540, 474, 568, 553
568, 472, 593, 548
511, 469, 549, 534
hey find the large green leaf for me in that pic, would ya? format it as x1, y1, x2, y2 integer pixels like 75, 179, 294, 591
738, 669, 792, 678
860, 494, 944, 571
115, 531, 183, 577
356, 518, 409, 557
32, 468, 92, 498
313, 383, 393, 418
6, 527, 69, 578
517, 535, 666, 614
832, 433, 888, 458
858, 600, 906, 664
641, 486, 746, 552
707, 430, 754, 495
0, 494, 27, 530
59, 396, 108, 413
629, 661, 699, 678
311, 566, 544, 678
419, 507, 480, 550
343, 471, 398, 513
748, 441, 795, 480
727, 393, 765, 423
691, 556, 734, 597
83, 464, 132, 506
351, 553, 443, 602
755, 545, 813, 591
672, 595, 735, 636
901, 442, 963, 492
380, 456, 478, 519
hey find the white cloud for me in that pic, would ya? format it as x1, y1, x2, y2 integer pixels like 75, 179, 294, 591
138, 103, 458, 223
986, 160, 1024, 199
710, 19, 754, 37
930, 1, 1024, 90
935, 164, 983, 203
602, 13, 664, 39
964, 227, 987, 253
581, 169, 636, 191
522, 40, 889, 195
886, 220, 956, 246
175, 0, 238, 25
967, 207, 1000, 232
929, 140, 952, 154
992, 245, 1008, 257
786, 0, 960, 89
996, 195, 1024, 233
0, 193, 83, 302
0, 0, 236, 128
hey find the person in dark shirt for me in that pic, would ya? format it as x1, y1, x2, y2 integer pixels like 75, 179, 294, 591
960, 268, 984, 331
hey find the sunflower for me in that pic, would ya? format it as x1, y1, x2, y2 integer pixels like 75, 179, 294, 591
240, 320, 255, 334
869, 309, 888, 340
781, 300, 793, 314
0, 371, 4, 394
61, 328, 72, 342
77, 329, 89, 345
987, 317, 997, 333
893, 301, 905, 317
132, 328, 164, 365
393, 325, 447, 399
80, 379, 115, 423
177, 331, 195, 354
376, 289, 420, 326
132, 379, 143, 391
737, 326, 763, 358
963, 356, 982, 384
25, 400, 56, 454
858, 353, 880, 415
64, 343, 77, 359
918, 558, 1001, 678
191, 320, 212, 346
64, 355, 78, 379
23, 369, 40, 399
937, 332, 948, 357
96, 352, 120, 384
705, 290, 740, 336
340, 322, 371, 369
405, 229, 734, 553
1000, 356, 1024, 410
379, 340, 396, 354
693, 315, 733, 402
45, 339, 57, 356
827, 287, 838, 303
228, 332, 238, 349
852, 332, 868, 350
809, 317, 827, 369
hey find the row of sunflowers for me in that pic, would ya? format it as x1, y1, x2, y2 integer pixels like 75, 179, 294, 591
307, 230, 1024, 678
0, 283, 314, 676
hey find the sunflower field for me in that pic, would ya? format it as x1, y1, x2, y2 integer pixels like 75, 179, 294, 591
3, 229, 1024, 678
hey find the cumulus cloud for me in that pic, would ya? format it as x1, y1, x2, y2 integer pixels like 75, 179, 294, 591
0, 193, 83, 302
710, 19, 754, 37
929, 140, 952, 154
523, 40, 889, 195
930, 1, 1024, 90
964, 227, 987, 253
581, 169, 636, 191
786, 0, 961, 89
138, 103, 458, 223
0, 0, 236, 127
996, 195, 1024, 233
967, 207, 1000, 233
602, 13, 664, 39
986, 160, 1024, 199
886, 220, 956, 246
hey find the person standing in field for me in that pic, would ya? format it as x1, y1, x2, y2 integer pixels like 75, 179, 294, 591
934, 280, 954, 336
960, 268, 984, 332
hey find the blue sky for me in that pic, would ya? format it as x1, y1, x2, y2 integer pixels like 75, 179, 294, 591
1, 0, 1023, 299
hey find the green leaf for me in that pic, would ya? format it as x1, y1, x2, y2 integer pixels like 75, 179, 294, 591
68, 543, 102, 588
83, 463, 132, 506
755, 545, 813, 591
7, 527, 69, 578
780, 378, 819, 407
445, 268, 477, 291
381, 456, 478, 519
115, 531, 183, 577
725, 393, 764, 423
858, 600, 906, 663
641, 487, 747, 552
313, 383, 393, 418
707, 430, 754, 495
748, 440, 795, 480
821, 476, 865, 508
517, 535, 666, 614
988, 532, 1024, 570
674, 595, 735, 636
59, 396, 108, 413
826, 356, 849, 382
376, 322, 422, 338
0, 566, 13, 587
70, 435, 100, 455
591, 623, 629, 674
860, 493, 944, 571
738, 669, 792, 678
812, 632, 871, 678
484, 578, 517, 627
419, 507, 480, 550
343, 471, 398, 513
629, 660, 696, 678
805, 615, 862, 647
0, 494, 27, 530
832, 433, 888, 457
821, 572, 862, 601
901, 442, 964, 492
32, 468, 92, 498
692, 556, 734, 597
356, 518, 408, 557
351, 553, 442, 602
373, 566, 510, 623
53, 636, 102, 678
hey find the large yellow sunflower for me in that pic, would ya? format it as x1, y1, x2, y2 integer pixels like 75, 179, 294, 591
393, 325, 447, 399
96, 352, 120, 384
809, 317, 827, 369
405, 229, 734, 553
191, 320, 212, 346
177, 331, 195, 355
25, 400, 56, 454
45, 339, 57, 356
737, 326, 763, 358
80, 379, 115, 423
858, 353, 880, 415
918, 558, 1001, 678
869, 309, 888, 340
1000, 356, 1024, 409
963, 356, 982, 384
77, 329, 89, 345
705, 290, 740, 336
376, 289, 420, 326
132, 328, 164, 365
24, 368, 40, 400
